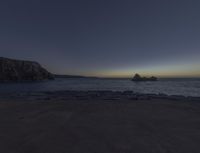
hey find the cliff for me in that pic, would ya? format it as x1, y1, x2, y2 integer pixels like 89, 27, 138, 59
0, 57, 54, 81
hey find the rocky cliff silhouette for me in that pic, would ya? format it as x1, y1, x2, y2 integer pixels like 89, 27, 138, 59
0, 57, 54, 81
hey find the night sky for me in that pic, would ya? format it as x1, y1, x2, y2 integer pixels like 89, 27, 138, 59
1, 0, 200, 77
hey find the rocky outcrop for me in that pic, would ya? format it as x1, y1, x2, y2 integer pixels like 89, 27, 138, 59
132, 73, 157, 81
0, 57, 54, 81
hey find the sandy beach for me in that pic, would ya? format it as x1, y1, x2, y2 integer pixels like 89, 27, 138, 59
0, 91, 200, 153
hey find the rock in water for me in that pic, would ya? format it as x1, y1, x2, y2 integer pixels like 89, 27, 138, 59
132, 73, 157, 81
0, 57, 54, 81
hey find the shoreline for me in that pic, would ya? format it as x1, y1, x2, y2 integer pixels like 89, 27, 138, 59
0, 90, 200, 102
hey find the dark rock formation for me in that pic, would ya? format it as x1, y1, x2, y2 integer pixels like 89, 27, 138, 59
132, 73, 157, 81
0, 57, 54, 81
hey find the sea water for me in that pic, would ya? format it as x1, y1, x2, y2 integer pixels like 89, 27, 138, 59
0, 78, 200, 97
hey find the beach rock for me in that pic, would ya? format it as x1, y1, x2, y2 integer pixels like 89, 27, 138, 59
0, 57, 54, 81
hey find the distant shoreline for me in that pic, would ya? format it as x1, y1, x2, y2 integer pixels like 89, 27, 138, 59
54, 75, 200, 80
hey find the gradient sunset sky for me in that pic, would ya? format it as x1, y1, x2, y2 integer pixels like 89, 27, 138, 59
1, 0, 200, 77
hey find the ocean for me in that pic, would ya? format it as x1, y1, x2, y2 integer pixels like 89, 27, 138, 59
0, 78, 200, 97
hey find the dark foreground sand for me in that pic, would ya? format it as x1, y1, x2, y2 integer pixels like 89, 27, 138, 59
0, 91, 200, 153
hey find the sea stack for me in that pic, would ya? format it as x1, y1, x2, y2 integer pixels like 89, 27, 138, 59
132, 73, 157, 81
0, 57, 54, 81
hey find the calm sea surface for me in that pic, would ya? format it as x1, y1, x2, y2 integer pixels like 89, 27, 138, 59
0, 78, 200, 97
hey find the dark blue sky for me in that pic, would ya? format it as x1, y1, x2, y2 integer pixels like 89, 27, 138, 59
1, 0, 200, 77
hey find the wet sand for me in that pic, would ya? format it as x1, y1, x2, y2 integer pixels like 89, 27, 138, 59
0, 91, 200, 153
